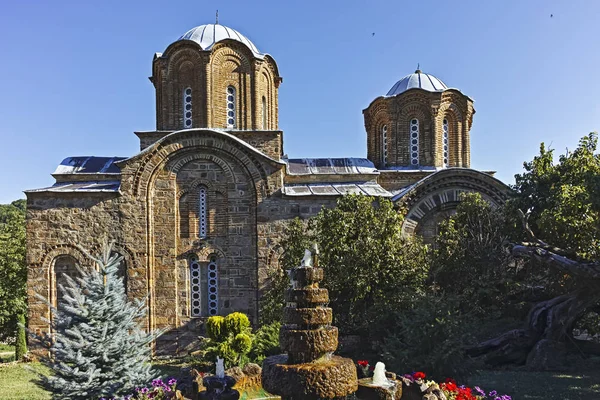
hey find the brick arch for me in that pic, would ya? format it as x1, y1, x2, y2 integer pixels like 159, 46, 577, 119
178, 245, 226, 263
176, 177, 227, 200
40, 245, 88, 310
131, 130, 276, 201
41, 243, 89, 271
364, 98, 390, 167
397, 103, 432, 166
210, 43, 253, 72
166, 47, 204, 73
438, 103, 463, 167
396, 169, 510, 239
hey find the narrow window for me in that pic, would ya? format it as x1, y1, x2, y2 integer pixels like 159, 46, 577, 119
189, 255, 202, 317
410, 119, 419, 166
382, 125, 388, 166
226, 86, 236, 128
199, 186, 207, 239
207, 256, 219, 316
183, 87, 192, 128
262, 96, 267, 129
443, 118, 449, 167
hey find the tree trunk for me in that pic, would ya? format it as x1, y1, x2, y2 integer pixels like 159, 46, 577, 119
468, 288, 600, 369
466, 243, 600, 370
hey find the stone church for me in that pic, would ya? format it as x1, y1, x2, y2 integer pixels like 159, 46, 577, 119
25, 23, 509, 353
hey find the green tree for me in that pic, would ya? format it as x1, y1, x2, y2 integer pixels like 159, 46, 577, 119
36, 243, 165, 399
433, 193, 522, 317
468, 133, 600, 370
259, 218, 311, 325
262, 195, 429, 335
512, 132, 600, 259
0, 199, 27, 352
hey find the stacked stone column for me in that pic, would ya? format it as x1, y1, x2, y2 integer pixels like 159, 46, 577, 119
262, 263, 358, 399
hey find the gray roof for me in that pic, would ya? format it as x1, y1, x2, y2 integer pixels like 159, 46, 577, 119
284, 158, 378, 175
26, 181, 121, 194
177, 24, 262, 58
53, 156, 126, 175
386, 70, 448, 97
283, 182, 392, 197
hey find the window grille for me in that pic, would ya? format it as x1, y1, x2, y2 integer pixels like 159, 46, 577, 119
410, 119, 419, 166
183, 87, 192, 128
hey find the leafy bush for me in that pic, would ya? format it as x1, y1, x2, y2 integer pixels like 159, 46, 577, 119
203, 312, 253, 368
249, 322, 281, 363
371, 295, 476, 381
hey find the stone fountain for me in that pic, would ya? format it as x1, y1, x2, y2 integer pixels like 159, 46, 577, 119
262, 247, 358, 399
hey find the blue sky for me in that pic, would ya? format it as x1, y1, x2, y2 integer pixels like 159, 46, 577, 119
1, 0, 599, 203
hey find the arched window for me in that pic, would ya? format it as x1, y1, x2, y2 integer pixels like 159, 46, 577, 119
53, 255, 79, 309
382, 125, 388, 166
189, 254, 219, 317
199, 186, 207, 239
410, 119, 419, 166
207, 256, 219, 316
183, 87, 192, 128
442, 118, 449, 167
226, 86, 236, 128
262, 96, 267, 129
189, 255, 202, 317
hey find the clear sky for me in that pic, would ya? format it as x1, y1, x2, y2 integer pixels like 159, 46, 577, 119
1, 0, 599, 204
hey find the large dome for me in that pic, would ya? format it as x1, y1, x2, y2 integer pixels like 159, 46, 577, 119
386, 69, 448, 96
177, 24, 262, 57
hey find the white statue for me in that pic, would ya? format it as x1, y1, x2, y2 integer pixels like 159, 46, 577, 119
301, 249, 313, 267
372, 361, 390, 386
215, 357, 225, 378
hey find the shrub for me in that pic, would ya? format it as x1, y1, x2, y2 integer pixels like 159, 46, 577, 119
203, 312, 253, 368
371, 295, 476, 381
14, 312, 26, 360
249, 322, 281, 363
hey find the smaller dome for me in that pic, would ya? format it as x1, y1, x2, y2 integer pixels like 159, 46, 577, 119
386, 70, 448, 96
177, 24, 262, 57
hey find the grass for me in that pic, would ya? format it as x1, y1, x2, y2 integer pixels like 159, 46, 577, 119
0, 363, 51, 400
0, 344, 15, 363
1, 361, 600, 399
468, 368, 600, 400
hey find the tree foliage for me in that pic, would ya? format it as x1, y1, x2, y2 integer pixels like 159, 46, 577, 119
512, 132, 600, 260
261, 195, 429, 336
0, 199, 27, 343
35, 243, 164, 400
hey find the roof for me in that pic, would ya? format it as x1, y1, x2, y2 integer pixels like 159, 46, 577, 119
284, 158, 378, 175
176, 24, 262, 58
386, 70, 448, 97
283, 182, 392, 197
25, 181, 121, 194
53, 156, 126, 175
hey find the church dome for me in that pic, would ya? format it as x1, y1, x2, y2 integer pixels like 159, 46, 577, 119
177, 24, 262, 57
386, 69, 448, 96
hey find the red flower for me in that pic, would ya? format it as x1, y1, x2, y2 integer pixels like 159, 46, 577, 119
357, 360, 369, 367
412, 371, 426, 380
445, 378, 457, 385
443, 382, 458, 392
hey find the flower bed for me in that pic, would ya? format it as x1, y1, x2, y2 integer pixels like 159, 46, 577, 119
401, 371, 511, 400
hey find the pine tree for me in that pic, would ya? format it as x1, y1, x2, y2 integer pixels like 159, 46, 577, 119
36, 243, 165, 400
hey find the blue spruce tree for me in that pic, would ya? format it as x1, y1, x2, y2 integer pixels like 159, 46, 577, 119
36, 243, 165, 399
